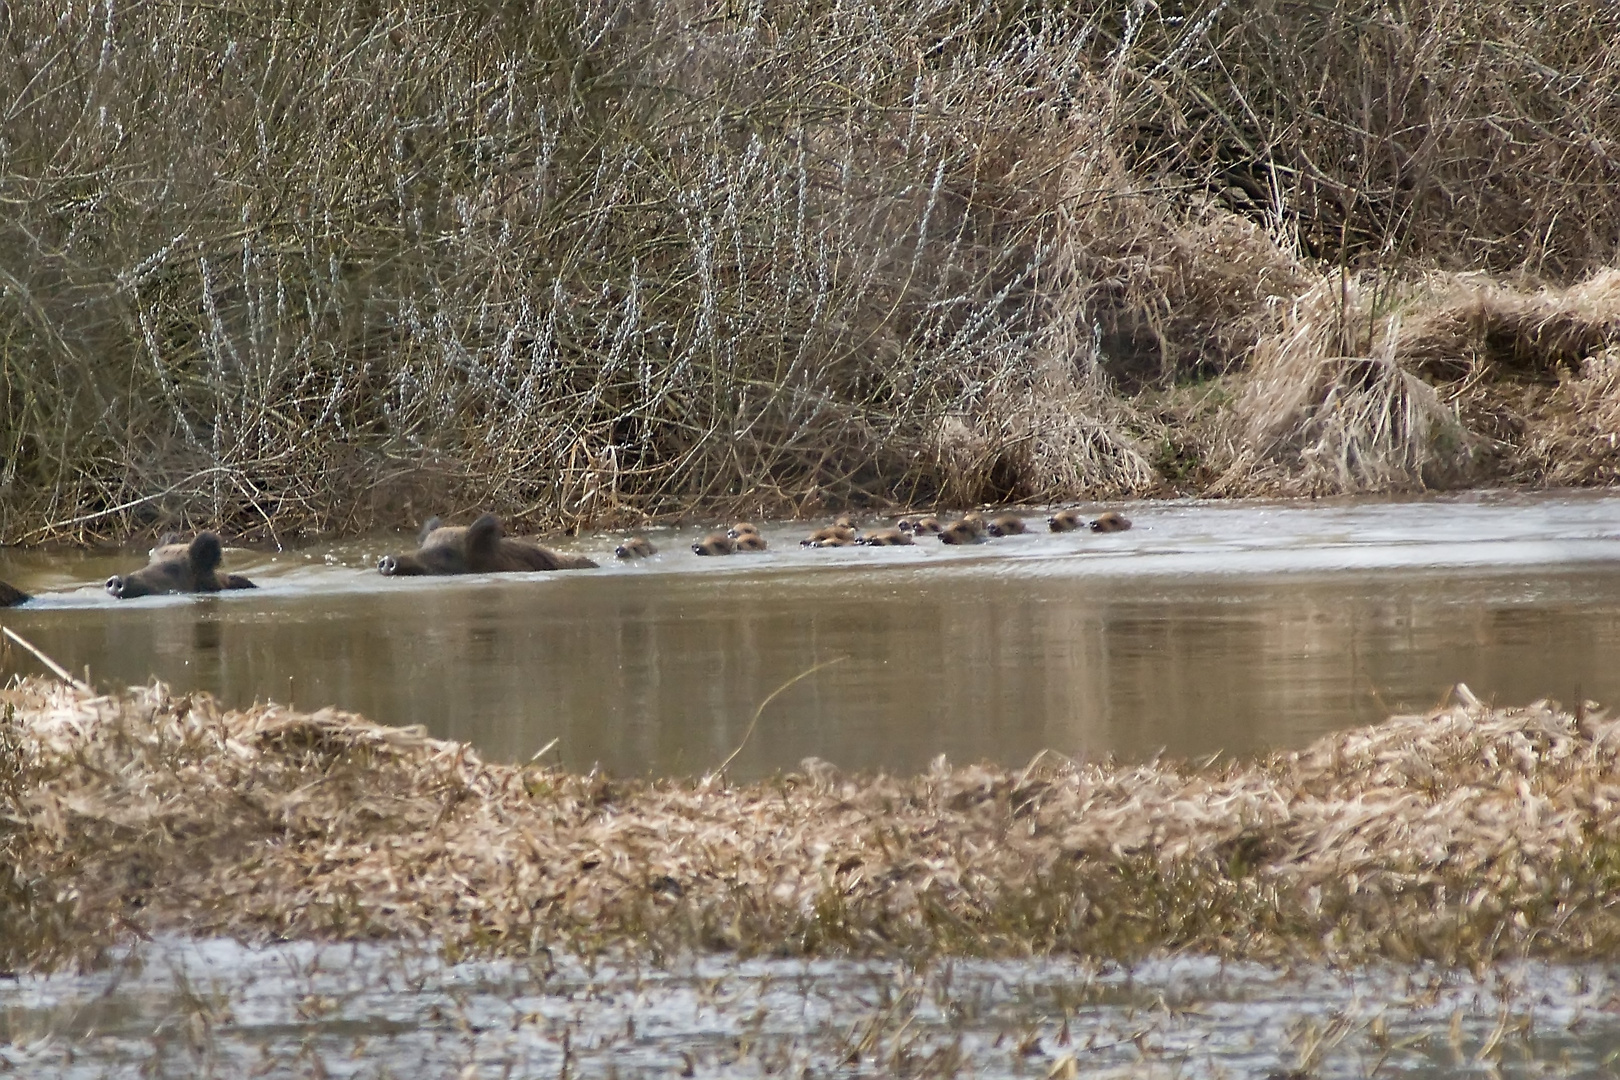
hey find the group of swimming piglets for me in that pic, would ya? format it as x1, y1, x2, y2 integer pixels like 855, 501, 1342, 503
0, 507, 1130, 606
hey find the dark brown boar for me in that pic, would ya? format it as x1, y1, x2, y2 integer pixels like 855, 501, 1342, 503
378, 514, 598, 575
106, 533, 256, 599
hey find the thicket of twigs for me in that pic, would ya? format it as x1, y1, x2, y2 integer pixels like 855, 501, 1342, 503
2, 0, 1618, 543
6, 676, 1620, 972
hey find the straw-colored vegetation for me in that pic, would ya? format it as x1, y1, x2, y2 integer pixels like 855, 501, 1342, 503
1209, 270, 1620, 495
2, 0, 1618, 544
5, 676, 1620, 973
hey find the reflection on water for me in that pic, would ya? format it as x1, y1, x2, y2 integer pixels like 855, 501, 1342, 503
1, 492, 1618, 777
5, 937, 1620, 1078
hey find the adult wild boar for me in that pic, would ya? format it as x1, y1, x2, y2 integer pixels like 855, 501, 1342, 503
378, 514, 597, 576
106, 533, 256, 599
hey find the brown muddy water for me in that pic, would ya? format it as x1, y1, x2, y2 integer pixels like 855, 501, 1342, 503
2, 492, 1619, 779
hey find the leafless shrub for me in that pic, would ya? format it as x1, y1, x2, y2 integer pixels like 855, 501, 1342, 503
1119, 0, 1620, 275
2, 0, 1617, 541
0, 0, 1172, 542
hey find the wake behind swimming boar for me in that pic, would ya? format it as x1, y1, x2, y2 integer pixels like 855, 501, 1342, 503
378, 514, 597, 576
107, 532, 256, 599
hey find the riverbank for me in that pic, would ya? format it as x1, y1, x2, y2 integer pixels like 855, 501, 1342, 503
3, 1, 1618, 544
5, 675, 1619, 974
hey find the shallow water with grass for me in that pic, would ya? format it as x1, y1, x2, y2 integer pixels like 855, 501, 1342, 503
2, 492, 1618, 778
5, 937, 1620, 1078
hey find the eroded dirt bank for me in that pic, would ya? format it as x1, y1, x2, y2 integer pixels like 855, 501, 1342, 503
5, 677, 1620, 973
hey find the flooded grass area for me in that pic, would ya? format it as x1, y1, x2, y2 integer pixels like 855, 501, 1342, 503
1, 492, 1619, 776
7, 938, 1620, 1078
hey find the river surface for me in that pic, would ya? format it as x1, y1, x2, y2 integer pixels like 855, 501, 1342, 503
1, 491, 1617, 778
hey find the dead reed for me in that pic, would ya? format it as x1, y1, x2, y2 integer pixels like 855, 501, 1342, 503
6, 676, 1620, 974
1, 0, 1618, 542
1213, 270, 1620, 494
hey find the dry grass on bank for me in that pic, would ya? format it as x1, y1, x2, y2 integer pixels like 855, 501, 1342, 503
1207, 270, 1620, 495
3, 0, 1619, 542
0, 0, 1216, 542
6, 676, 1620, 974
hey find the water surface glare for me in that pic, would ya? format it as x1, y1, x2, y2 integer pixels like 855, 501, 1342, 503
5, 938, 1620, 1078
2, 492, 1617, 777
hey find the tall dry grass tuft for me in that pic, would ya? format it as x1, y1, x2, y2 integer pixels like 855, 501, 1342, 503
1396, 270, 1620, 379
1410, 270, 1620, 486
1213, 269, 1620, 494
1520, 346, 1620, 487
1213, 275, 1474, 495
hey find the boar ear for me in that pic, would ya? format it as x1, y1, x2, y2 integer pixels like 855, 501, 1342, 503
417, 516, 444, 546
188, 532, 224, 573
466, 514, 502, 557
